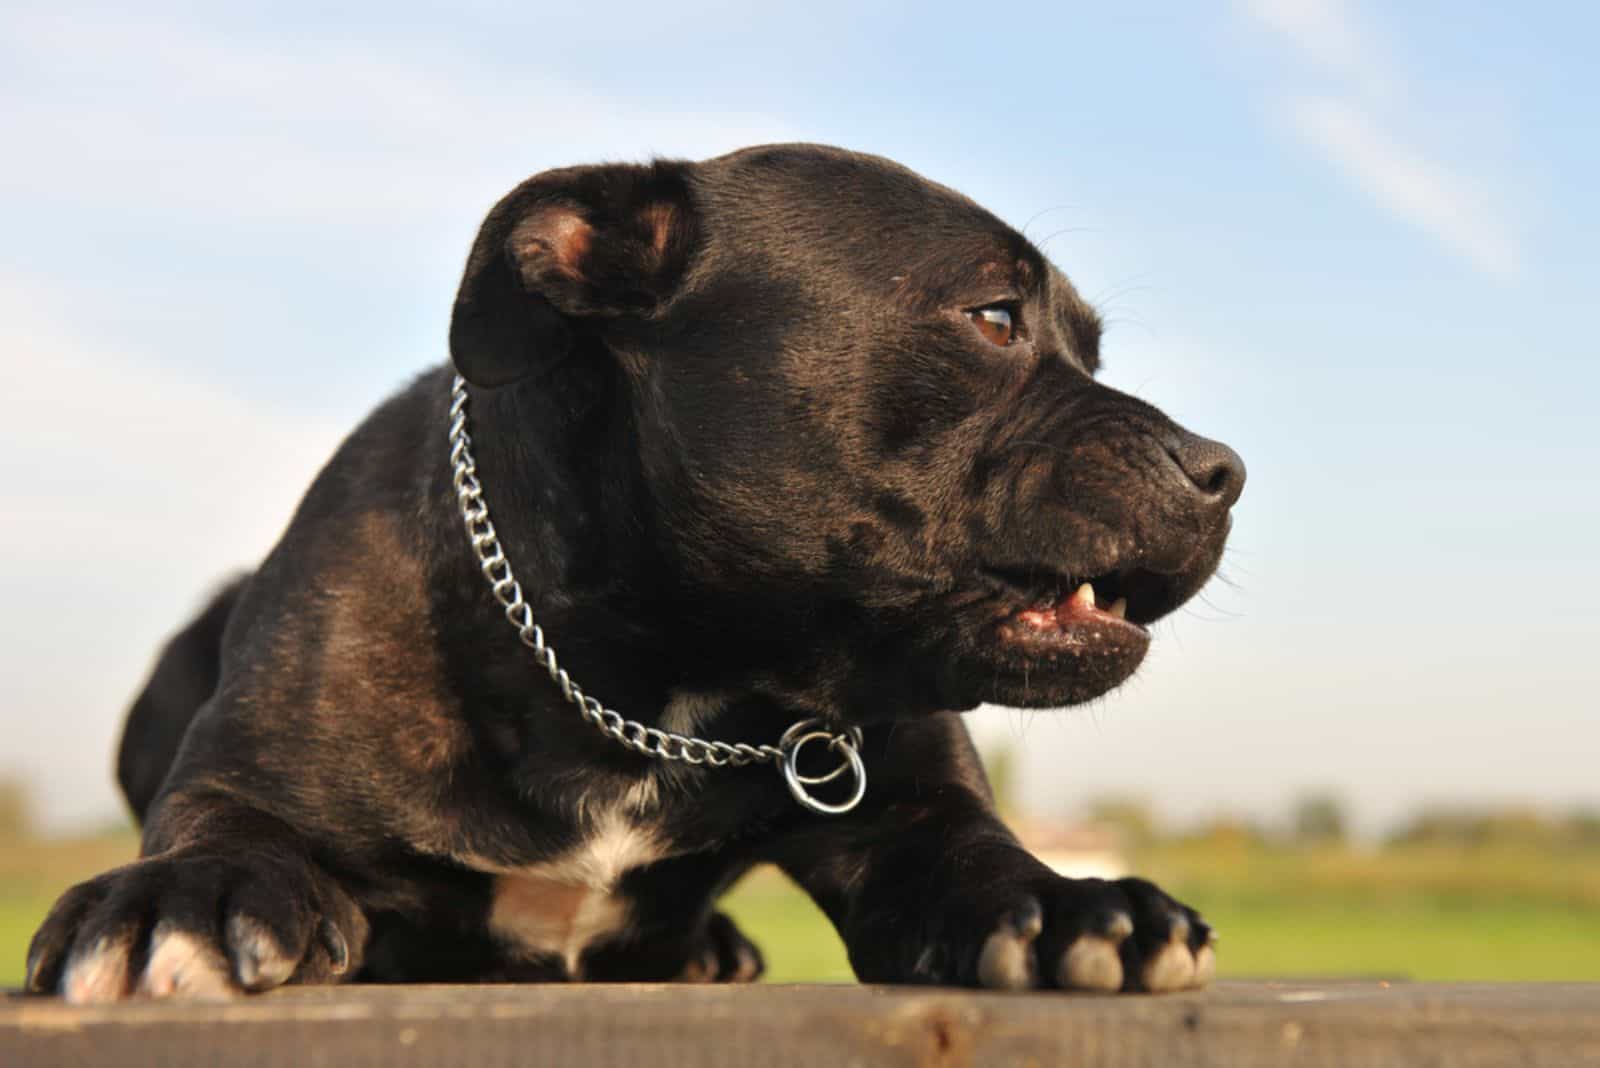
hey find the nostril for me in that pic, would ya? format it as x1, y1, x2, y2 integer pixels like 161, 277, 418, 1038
1167, 436, 1246, 509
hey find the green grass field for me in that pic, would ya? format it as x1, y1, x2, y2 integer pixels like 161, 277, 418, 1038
3, 832, 1596, 988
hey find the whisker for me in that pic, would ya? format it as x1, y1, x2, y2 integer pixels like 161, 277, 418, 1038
1089, 275, 1160, 308
1019, 204, 1081, 239
1189, 590, 1244, 621
1101, 314, 1158, 341
1208, 569, 1247, 594
1036, 225, 1101, 252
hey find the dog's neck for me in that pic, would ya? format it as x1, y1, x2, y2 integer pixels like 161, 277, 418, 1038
466, 363, 656, 593
436, 361, 945, 738
438, 361, 805, 739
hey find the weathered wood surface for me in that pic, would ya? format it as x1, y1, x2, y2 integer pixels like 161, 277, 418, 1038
3, 981, 1597, 1067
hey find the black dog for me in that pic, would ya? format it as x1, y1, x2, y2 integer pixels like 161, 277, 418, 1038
27, 144, 1243, 1001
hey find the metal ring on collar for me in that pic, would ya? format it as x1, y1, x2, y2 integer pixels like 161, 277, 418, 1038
780, 721, 867, 815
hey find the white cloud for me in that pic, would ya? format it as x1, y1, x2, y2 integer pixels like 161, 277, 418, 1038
1283, 96, 1522, 279
1238, 0, 1524, 280
0, 10, 804, 229
1239, 0, 1391, 97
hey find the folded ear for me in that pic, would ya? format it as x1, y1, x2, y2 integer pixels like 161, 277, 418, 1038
449, 161, 698, 388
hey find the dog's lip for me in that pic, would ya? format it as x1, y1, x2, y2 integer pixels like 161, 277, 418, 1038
993, 579, 1149, 650
970, 564, 1150, 662
978, 563, 1153, 629
1026, 581, 1143, 628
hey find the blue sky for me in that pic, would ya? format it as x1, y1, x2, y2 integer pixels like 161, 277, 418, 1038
2, 1, 1596, 834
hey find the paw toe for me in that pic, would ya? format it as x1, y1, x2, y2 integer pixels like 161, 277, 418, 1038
1140, 937, 1197, 993
977, 929, 1034, 990
1142, 924, 1217, 992
1058, 933, 1125, 992
226, 915, 299, 991
318, 918, 351, 976
61, 934, 136, 1005
1103, 909, 1134, 941
677, 946, 721, 983
729, 943, 763, 983
688, 912, 765, 984
139, 925, 236, 1000
1193, 941, 1217, 986
977, 902, 1043, 990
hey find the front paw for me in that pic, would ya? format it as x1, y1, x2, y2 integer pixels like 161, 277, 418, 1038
677, 912, 765, 983
895, 876, 1214, 993
25, 850, 367, 1003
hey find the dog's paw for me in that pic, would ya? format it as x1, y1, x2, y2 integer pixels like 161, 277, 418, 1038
676, 911, 765, 983
972, 876, 1214, 993
888, 875, 1213, 993
25, 850, 367, 1004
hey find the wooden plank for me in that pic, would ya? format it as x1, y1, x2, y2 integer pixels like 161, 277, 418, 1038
3, 982, 1597, 1067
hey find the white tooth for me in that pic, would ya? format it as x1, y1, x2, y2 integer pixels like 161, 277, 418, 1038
1108, 598, 1128, 619
1071, 583, 1096, 609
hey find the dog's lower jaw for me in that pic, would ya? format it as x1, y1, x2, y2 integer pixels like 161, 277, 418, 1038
977, 643, 1150, 710
920, 624, 1150, 712
746, 573, 1165, 717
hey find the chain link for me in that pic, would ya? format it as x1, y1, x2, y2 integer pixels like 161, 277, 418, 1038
447, 375, 866, 810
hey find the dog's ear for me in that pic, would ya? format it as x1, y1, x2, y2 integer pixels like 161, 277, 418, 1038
449, 161, 698, 387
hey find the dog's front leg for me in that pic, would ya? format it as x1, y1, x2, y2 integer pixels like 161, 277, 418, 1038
771, 745, 1215, 993
25, 794, 368, 1003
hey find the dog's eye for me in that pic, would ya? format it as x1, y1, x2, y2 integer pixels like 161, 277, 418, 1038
969, 306, 1015, 347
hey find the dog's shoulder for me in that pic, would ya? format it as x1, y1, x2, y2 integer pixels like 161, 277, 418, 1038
166, 367, 488, 835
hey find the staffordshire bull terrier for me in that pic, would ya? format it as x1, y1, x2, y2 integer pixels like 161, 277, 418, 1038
27, 143, 1243, 1001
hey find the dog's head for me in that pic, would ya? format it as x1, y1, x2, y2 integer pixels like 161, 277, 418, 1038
450, 144, 1243, 719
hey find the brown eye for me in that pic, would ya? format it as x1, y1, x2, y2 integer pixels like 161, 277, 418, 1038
969, 306, 1015, 346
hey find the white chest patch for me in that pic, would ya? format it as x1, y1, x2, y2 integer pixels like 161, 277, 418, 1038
485, 807, 665, 977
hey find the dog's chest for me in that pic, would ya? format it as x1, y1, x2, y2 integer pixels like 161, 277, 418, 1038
485, 806, 664, 977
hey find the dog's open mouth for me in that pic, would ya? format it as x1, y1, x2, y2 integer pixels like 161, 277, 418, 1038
982, 565, 1167, 654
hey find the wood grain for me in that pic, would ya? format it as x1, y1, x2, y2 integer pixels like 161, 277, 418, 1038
4, 981, 1597, 1067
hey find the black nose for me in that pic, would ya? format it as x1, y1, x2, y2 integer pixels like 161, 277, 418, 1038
1166, 433, 1246, 510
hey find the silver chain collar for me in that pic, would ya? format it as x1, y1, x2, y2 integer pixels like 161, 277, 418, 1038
447, 374, 866, 816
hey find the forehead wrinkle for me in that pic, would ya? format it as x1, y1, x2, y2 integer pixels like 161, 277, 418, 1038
887, 237, 1028, 314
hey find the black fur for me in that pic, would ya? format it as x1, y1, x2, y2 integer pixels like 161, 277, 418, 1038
27, 144, 1242, 999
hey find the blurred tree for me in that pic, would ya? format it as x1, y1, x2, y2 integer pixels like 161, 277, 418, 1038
1388, 805, 1562, 849
0, 777, 33, 840
1086, 795, 1157, 847
1189, 816, 1269, 851
1388, 807, 1484, 847
1481, 807, 1552, 845
1567, 807, 1600, 848
1292, 792, 1348, 846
